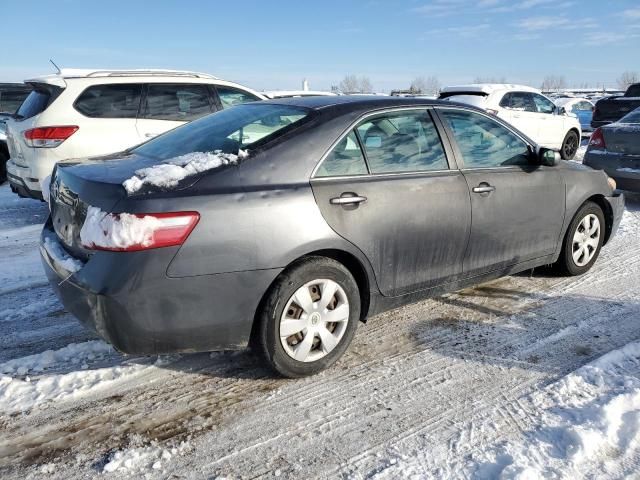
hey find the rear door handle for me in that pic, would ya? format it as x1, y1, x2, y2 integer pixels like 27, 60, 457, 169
472, 184, 496, 194
145, 133, 158, 138
330, 193, 367, 205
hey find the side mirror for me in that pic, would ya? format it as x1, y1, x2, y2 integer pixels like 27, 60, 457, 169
557, 106, 566, 115
539, 148, 561, 166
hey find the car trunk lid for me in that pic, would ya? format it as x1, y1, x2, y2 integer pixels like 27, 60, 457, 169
602, 124, 640, 156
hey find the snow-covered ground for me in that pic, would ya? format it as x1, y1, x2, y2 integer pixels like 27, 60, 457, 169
0, 182, 639, 479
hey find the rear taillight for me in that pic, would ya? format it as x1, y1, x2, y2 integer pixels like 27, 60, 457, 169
24, 126, 78, 148
588, 128, 606, 150
80, 210, 200, 252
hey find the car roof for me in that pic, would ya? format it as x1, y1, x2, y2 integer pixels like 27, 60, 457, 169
260, 94, 461, 111
440, 83, 541, 95
264, 90, 337, 98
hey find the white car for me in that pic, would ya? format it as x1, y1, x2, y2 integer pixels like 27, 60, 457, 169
439, 84, 582, 159
6, 69, 266, 200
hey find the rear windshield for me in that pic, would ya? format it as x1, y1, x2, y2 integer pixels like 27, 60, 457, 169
625, 84, 640, 97
619, 107, 640, 124
16, 85, 62, 119
133, 103, 311, 160
439, 92, 487, 108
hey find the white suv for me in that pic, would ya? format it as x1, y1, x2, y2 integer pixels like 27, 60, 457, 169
6, 69, 266, 199
439, 84, 582, 159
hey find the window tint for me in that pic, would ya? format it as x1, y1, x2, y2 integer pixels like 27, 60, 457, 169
316, 131, 368, 177
216, 87, 260, 109
355, 110, 448, 174
500, 92, 536, 112
532, 94, 555, 114
0, 89, 31, 113
134, 104, 310, 160
144, 84, 213, 121
74, 84, 142, 118
16, 89, 54, 119
440, 109, 531, 168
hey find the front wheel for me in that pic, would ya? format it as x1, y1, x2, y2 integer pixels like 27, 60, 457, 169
556, 201, 605, 275
561, 130, 579, 160
253, 256, 360, 378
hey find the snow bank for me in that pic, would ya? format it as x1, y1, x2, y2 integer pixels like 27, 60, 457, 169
471, 341, 640, 478
103, 441, 191, 474
0, 340, 112, 376
123, 150, 248, 194
79, 206, 162, 250
42, 234, 84, 273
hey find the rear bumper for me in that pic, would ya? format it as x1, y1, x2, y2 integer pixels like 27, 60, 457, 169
584, 151, 640, 193
6, 159, 44, 199
40, 222, 282, 355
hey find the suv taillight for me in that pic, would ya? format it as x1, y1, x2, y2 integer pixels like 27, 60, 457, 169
588, 128, 606, 150
24, 126, 78, 148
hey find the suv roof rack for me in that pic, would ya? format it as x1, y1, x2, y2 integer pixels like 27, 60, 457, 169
59, 69, 220, 80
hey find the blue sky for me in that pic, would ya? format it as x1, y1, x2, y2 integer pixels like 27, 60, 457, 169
2, 0, 639, 92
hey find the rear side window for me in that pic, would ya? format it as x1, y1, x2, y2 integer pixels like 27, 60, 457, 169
216, 87, 260, 109
316, 131, 368, 177
74, 84, 142, 118
143, 84, 214, 121
0, 88, 31, 113
16, 87, 60, 119
500, 92, 536, 112
355, 110, 448, 174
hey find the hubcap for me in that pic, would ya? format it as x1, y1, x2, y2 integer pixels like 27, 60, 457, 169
572, 214, 600, 267
279, 279, 350, 363
564, 135, 578, 157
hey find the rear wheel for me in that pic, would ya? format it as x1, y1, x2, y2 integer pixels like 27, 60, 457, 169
556, 201, 605, 275
254, 256, 360, 378
0, 150, 8, 184
561, 130, 579, 160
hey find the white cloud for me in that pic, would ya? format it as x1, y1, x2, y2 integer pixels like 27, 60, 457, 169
516, 16, 570, 30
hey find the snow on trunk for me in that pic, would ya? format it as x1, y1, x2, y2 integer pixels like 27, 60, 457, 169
122, 150, 248, 194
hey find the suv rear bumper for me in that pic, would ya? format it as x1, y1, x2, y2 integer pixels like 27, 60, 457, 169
6, 159, 44, 199
7, 167, 44, 200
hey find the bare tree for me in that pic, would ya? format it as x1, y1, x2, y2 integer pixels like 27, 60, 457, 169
339, 75, 373, 94
540, 75, 567, 92
410, 76, 441, 96
617, 71, 639, 90
473, 76, 507, 84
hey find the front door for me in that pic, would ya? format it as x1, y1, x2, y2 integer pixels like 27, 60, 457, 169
311, 108, 471, 297
437, 107, 565, 276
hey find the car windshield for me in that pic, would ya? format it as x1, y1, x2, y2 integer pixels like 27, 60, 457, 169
133, 103, 311, 161
618, 107, 640, 124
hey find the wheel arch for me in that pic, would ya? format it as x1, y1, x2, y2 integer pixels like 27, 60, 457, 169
585, 194, 614, 245
250, 248, 373, 346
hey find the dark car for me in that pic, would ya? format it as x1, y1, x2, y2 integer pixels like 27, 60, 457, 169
0, 82, 32, 182
584, 107, 640, 192
40, 96, 624, 377
591, 83, 640, 129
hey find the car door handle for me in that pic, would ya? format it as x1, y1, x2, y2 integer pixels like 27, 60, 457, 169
472, 184, 496, 194
330, 193, 367, 205
145, 133, 158, 138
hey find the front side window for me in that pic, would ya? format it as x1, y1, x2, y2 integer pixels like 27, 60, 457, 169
532, 94, 555, 114
216, 87, 260, 109
134, 103, 310, 160
74, 84, 142, 119
500, 92, 536, 112
316, 131, 368, 177
355, 110, 448, 174
143, 84, 214, 121
440, 109, 531, 168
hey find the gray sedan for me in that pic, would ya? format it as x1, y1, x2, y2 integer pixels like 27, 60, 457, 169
584, 107, 640, 192
40, 97, 624, 377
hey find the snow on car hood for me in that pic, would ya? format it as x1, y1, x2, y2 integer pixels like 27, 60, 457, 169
122, 150, 249, 194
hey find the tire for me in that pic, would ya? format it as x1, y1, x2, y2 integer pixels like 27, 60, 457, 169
561, 130, 579, 160
0, 150, 7, 184
253, 256, 360, 378
556, 201, 605, 276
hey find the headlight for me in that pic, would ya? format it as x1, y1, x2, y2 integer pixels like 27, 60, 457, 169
607, 177, 617, 191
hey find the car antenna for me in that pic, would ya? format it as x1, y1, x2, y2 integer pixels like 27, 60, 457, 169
49, 58, 61, 74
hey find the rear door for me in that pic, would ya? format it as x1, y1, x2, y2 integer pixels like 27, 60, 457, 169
135, 83, 216, 141
437, 107, 565, 276
311, 108, 471, 297
498, 92, 541, 143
